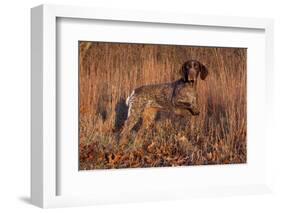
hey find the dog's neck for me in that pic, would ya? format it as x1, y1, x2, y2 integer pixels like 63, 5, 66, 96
177, 78, 196, 88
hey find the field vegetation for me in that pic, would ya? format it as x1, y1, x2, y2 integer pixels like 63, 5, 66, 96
79, 41, 247, 170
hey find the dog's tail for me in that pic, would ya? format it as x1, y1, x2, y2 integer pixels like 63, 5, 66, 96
126, 90, 135, 118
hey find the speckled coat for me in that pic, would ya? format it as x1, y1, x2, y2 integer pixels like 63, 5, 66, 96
120, 79, 199, 141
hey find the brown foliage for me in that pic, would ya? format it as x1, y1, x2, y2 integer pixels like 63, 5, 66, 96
79, 41, 247, 170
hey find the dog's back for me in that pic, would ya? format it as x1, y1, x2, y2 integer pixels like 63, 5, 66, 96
126, 80, 181, 117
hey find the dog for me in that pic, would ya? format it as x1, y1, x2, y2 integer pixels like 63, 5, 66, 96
120, 60, 208, 145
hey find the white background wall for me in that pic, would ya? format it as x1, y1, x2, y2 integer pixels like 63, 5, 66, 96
0, 0, 280, 212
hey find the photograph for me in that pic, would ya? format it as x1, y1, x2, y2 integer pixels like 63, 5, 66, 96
79, 41, 247, 170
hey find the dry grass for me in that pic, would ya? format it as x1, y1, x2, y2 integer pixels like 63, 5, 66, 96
79, 41, 247, 170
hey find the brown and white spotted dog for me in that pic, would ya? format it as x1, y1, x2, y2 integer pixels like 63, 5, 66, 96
120, 60, 208, 145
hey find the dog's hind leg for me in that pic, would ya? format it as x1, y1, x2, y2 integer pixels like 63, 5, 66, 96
133, 107, 160, 146
119, 105, 144, 147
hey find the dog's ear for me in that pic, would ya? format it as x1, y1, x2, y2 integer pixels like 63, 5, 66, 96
199, 63, 208, 80
180, 62, 188, 82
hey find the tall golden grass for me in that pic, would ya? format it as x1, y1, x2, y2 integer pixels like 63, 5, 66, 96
79, 41, 246, 170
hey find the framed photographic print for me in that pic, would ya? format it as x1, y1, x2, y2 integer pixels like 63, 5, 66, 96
31, 4, 274, 208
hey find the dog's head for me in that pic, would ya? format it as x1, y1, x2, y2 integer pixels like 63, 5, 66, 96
181, 60, 208, 85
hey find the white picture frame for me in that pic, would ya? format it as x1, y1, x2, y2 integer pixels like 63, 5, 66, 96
31, 4, 274, 208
